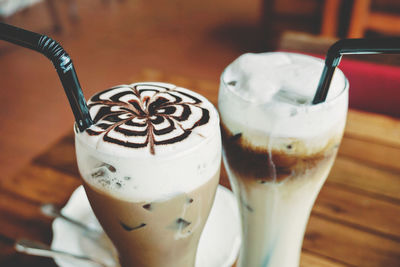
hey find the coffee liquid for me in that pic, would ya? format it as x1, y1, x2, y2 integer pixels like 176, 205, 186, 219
222, 124, 341, 266
84, 170, 219, 267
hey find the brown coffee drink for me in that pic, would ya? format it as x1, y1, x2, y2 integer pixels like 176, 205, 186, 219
75, 82, 221, 267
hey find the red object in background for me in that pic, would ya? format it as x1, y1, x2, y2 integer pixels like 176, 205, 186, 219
338, 58, 400, 118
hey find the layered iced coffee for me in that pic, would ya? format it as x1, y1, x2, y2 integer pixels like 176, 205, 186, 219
218, 53, 348, 267
75, 82, 221, 267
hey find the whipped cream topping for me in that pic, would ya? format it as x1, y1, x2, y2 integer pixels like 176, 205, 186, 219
79, 82, 218, 157
218, 52, 348, 152
75, 82, 221, 202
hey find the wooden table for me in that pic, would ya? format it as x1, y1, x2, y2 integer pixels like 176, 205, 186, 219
1, 70, 400, 266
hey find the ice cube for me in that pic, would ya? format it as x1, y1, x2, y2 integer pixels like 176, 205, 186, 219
273, 89, 312, 105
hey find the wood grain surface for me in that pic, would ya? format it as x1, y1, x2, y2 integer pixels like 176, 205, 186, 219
0, 71, 399, 266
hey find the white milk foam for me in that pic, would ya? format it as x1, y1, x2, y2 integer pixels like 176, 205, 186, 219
75, 82, 221, 202
219, 52, 348, 152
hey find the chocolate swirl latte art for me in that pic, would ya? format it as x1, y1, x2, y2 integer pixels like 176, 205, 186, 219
84, 82, 213, 155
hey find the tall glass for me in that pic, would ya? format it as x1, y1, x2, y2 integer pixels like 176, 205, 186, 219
218, 53, 348, 267
75, 82, 221, 267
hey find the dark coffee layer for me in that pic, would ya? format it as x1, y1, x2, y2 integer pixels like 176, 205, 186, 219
221, 123, 338, 183
86, 83, 210, 154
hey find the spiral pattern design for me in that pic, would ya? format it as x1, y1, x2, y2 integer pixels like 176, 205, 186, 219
85, 83, 210, 154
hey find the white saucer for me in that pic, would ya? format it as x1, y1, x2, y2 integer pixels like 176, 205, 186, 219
51, 185, 241, 267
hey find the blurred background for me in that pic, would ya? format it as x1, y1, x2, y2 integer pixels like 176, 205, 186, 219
1, 0, 400, 180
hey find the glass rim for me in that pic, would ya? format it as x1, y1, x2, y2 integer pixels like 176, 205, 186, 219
220, 52, 349, 109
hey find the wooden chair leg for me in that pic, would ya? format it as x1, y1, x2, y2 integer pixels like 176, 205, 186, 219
66, 0, 79, 23
348, 0, 371, 38
261, 0, 275, 48
45, 0, 63, 33
321, 0, 342, 37
368, 12, 400, 35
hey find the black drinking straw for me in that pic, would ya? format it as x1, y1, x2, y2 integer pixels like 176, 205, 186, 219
0, 22, 93, 131
312, 38, 400, 104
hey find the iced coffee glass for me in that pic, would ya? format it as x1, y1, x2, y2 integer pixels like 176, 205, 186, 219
74, 82, 221, 267
218, 53, 348, 267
